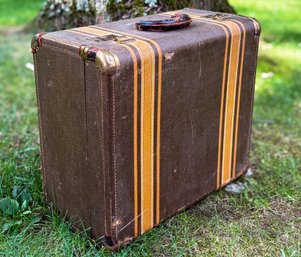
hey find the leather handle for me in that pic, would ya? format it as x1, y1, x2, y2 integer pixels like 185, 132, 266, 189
136, 13, 192, 32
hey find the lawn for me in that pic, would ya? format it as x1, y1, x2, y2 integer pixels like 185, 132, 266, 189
0, 0, 44, 28
0, 0, 300, 256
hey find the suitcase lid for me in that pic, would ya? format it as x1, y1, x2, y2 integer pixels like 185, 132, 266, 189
32, 8, 260, 75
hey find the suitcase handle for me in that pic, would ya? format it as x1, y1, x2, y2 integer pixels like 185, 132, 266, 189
136, 13, 192, 32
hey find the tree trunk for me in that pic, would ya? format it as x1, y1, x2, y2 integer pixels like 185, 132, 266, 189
31, 0, 235, 31
106, 0, 235, 21
191, 0, 235, 13
32, 0, 106, 31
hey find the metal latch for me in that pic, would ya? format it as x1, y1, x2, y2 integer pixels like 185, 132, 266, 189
114, 35, 135, 44
203, 13, 231, 21
88, 34, 135, 44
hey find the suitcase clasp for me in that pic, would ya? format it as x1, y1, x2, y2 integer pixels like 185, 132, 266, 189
114, 36, 136, 44
87, 34, 135, 44
203, 13, 231, 21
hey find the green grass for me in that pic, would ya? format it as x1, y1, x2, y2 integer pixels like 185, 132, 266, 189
0, 0, 301, 256
0, 0, 44, 27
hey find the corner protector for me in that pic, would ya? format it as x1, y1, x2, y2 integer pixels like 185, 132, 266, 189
79, 45, 95, 60
102, 235, 133, 251
31, 33, 45, 54
249, 17, 261, 36
79, 45, 120, 75
95, 50, 120, 75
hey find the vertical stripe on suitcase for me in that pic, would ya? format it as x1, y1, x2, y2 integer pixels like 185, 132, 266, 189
130, 40, 156, 234
70, 27, 163, 236
230, 20, 246, 179
192, 15, 247, 187
95, 26, 163, 233
160, 11, 247, 187
71, 11, 248, 234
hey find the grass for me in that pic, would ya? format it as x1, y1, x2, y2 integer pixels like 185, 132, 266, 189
0, 0, 44, 28
0, 0, 301, 256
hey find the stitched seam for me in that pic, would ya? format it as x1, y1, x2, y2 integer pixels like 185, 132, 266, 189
246, 31, 260, 163
111, 76, 118, 237
70, 26, 161, 234
33, 53, 47, 201
83, 61, 93, 236
98, 72, 107, 234
230, 20, 247, 179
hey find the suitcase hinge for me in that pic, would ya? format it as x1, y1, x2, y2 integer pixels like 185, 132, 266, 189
79, 45, 120, 75
31, 33, 45, 54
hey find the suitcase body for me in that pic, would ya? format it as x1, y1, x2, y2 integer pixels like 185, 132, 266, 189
32, 8, 260, 247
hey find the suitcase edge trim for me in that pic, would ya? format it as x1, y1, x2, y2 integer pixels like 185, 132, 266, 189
79, 45, 121, 75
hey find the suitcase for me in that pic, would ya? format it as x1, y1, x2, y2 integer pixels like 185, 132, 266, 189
32, 8, 260, 248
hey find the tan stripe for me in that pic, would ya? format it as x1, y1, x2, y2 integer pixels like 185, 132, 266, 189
73, 26, 159, 233
115, 45, 139, 237
155, 47, 162, 226
128, 40, 155, 233
92, 26, 163, 225
221, 20, 242, 185
217, 28, 229, 188
42, 34, 79, 48
161, 12, 243, 186
231, 20, 246, 179
72, 27, 113, 36
191, 16, 243, 185
71, 27, 141, 236
92, 27, 163, 226
167, 13, 229, 188
194, 18, 230, 188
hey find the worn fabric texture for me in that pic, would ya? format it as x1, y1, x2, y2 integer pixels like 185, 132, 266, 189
32, 8, 260, 248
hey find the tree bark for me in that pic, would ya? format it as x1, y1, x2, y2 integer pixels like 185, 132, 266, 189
31, 0, 235, 31
191, 0, 235, 13
32, 0, 106, 31
106, 0, 235, 21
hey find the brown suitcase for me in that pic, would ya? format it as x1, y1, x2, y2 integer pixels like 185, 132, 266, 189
32, 8, 260, 248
